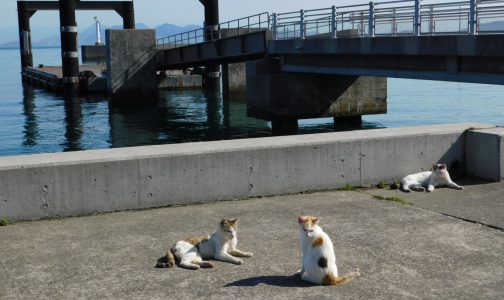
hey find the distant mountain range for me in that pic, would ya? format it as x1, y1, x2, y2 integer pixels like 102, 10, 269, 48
3, 20, 503, 48
0, 23, 200, 48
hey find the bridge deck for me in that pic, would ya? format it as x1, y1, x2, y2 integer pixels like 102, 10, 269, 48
269, 34, 504, 85
155, 0, 504, 84
156, 30, 269, 70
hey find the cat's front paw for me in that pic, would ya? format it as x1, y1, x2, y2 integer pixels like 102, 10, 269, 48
243, 252, 253, 258
457, 186, 464, 190
233, 259, 243, 265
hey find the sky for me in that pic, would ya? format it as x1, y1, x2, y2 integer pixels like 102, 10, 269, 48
0, 0, 455, 36
1, 0, 363, 29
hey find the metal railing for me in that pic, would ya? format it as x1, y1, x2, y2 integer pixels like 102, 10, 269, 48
272, 0, 504, 39
156, 0, 504, 50
156, 12, 269, 50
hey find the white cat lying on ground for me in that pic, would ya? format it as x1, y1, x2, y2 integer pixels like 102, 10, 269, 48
401, 163, 463, 193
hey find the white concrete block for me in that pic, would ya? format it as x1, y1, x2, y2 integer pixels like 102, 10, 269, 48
466, 127, 504, 181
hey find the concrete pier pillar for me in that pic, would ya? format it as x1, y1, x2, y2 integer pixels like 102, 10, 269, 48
222, 63, 229, 99
106, 29, 157, 101
204, 70, 221, 92
17, 2, 33, 71
59, 0, 80, 96
121, 1, 135, 29
334, 116, 363, 129
204, 0, 220, 89
247, 59, 386, 133
272, 120, 298, 135
204, 0, 219, 38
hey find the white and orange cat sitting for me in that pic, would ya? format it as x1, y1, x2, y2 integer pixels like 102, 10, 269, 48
156, 218, 253, 270
297, 215, 360, 285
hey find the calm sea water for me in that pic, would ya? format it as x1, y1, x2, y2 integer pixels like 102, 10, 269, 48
0, 47, 503, 157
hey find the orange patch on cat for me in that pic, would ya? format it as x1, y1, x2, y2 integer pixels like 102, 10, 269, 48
184, 235, 209, 246
312, 236, 324, 247
322, 271, 360, 285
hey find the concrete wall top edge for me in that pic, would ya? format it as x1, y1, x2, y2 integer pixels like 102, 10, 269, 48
469, 127, 504, 136
0, 123, 492, 170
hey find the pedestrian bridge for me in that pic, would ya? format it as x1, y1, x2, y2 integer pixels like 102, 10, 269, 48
156, 0, 504, 85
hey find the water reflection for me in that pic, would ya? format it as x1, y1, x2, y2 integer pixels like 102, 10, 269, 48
22, 84, 39, 147
17, 85, 384, 156
62, 96, 84, 152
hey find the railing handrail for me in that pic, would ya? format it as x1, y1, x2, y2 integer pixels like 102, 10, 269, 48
156, 12, 269, 48
157, 0, 504, 50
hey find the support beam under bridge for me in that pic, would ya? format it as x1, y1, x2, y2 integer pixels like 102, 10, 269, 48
17, 0, 135, 95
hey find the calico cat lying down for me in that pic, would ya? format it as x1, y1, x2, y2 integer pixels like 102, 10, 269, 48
401, 163, 463, 193
297, 215, 360, 285
156, 218, 253, 270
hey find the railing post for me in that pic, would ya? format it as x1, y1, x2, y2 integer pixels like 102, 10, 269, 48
469, 0, 477, 34
359, 12, 364, 35
272, 13, 278, 40
392, 8, 397, 35
369, 1, 375, 37
300, 9, 305, 39
414, 0, 421, 36
331, 6, 337, 38
429, 4, 434, 35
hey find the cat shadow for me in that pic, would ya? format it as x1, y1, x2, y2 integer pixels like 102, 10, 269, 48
224, 274, 315, 288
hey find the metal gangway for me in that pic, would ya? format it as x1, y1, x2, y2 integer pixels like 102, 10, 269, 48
155, 0, 504, 85
157, 0, 504, 50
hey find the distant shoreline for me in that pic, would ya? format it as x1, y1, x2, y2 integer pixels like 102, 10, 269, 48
0, 46, 61, 50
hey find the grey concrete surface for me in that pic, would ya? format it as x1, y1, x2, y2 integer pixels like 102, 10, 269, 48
0, 123, 490, 221
1, 185, 503, 299
466, 127, 504, 181
106, 29, 157, 96
158, 75, 202, 89
81, 45, 106, 61
246, 59, 387, 121
362, 179, 504, 229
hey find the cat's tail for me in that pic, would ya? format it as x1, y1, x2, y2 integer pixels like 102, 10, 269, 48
155, 248, 176, 268
323, 269, 361, 286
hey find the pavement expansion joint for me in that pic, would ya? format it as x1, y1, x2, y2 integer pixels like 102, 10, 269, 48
440, 213, 504, 232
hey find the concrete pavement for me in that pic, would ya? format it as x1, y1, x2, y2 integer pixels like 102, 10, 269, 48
1, 180, 503, 299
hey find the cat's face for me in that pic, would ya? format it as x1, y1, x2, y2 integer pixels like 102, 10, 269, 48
219, 218, 239, 239
298, 215, 320, 238
432, 163, 447, 175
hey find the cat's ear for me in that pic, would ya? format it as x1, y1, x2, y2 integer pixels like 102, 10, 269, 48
441, 163, 447, 169
297, 216, 305, 223
220, 219, 227, 226
230, 218, 239, 224
313, 217, 320, 224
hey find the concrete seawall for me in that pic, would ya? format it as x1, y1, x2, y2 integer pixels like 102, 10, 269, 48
0, 123, 500, 221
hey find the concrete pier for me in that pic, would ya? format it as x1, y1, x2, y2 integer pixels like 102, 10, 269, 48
81, 45, 106, 62
246, 59, 387, 133
222, 62, 247, 98
0, 123, 501, 221
22, 65, 106, 93
106, 29, 157, 98
16, 0, 137, 95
